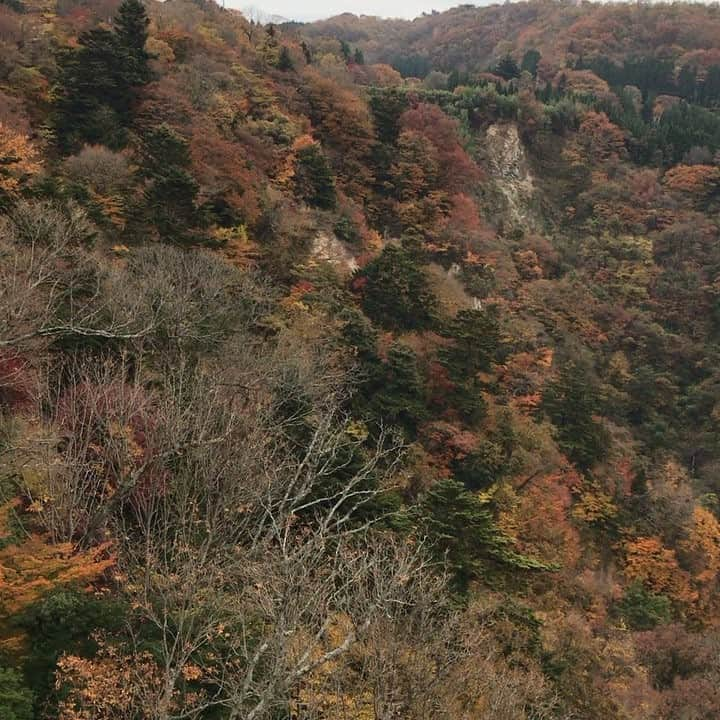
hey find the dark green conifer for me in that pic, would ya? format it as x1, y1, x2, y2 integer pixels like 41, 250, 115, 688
418, 479, 548, 594
278, 46, 294, 71
137, 124, 201, 243
52, 0, 151, 152
542, 359, 610, 471
114, 0, 151, 83
355, 244, 437, 331
294, 144, 336, 209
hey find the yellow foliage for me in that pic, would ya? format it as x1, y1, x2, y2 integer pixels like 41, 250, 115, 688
214, 224, 260, 268
90, 190, 126, 229
146, 36, 175, 66
678, 506, 720, 593
572, 488, 618, 525
0, 502, 114, 645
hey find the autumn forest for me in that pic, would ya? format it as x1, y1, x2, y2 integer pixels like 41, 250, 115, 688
1, 0, 720, 717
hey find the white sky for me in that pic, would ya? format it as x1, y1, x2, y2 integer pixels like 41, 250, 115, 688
235, 1, 473, 22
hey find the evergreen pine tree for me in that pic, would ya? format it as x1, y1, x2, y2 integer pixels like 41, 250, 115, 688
418, 479, 547, 594
495, 54, 520, 80
114, 0, 151, 84
520, 48, 541, 77
447, 69, 460, 92
294, 144, 336, 209
300, 41, 312, 65
278, 46, 294, 71
441, 308, 502, 382
355, 244, 437, 331
137, 124, 201, 243
542, 359, 610, 471
0, 668, 33, 720
371, 343, 427, 436
52, 0, 151, 152
439, 308, 502, 424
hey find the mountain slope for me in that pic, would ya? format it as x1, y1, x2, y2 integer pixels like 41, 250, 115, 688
0, 1, 719, 718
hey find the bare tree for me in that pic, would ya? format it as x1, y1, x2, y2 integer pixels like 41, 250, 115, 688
113, 361, 417, 720
16, 355, 154, 545
0, 202, 273, 358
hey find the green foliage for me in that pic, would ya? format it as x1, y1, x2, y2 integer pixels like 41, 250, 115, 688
542, 359, 610, 471
17, 590, 127, 713
494, 54, 520, 80
390, 53, 431, 79
354, 244, 437, 330
53, 31, 131, 152
114, 0, 151, 82
441, 308, 502, 382
294, 144, 336, 209
417, 479, 549, 594
439, 308, 502, 424
368, 88, 410, 144
333, 214, 361, 245
582, 55, 674, 96
650, 102, 720, 165
521, 49, 541, 77
0, 0, 24, 12
137, 124, 202, 243
278, 46, 294, 71
340, 40, 351, 62
52, 0, 151, 152
369, 343, 427, 436
0, 668, 33, 720
454, 440, 506, 491
614, 582, 672, 630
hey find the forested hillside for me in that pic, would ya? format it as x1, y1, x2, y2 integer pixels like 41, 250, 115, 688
1, 0, 720, 717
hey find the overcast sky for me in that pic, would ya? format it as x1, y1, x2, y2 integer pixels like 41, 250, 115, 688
236, 1, 472, 22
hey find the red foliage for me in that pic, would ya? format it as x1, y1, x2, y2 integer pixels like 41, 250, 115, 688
301, 69, 375, 199
0, 350, 33, 410
578, 111, 627, 163
190, 121, 262, 226
419, 420, 478, 476
399, 103, 482, 192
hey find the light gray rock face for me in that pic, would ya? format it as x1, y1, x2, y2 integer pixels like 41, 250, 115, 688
484, 122, 538, 230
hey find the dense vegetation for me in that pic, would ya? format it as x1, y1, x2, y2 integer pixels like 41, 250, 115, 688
1, 0, 720, 717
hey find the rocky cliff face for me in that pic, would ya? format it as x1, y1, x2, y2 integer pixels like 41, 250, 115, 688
483, 123, 539, 232
310, 231, 359, 274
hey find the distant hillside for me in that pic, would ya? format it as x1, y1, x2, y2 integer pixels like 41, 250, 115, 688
305, 2, 720, 79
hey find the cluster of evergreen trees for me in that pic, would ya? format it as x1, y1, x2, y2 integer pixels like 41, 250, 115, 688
53, 0, 151, 152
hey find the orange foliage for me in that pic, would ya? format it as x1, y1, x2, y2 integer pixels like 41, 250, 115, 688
0, 500, 114, 653
190, 121, 262, 225
420, 420, 478, 476
624, 536, 697, 606
0, 121, 41, 196
301, 68, 375, 198
366, 63, 403, 87
555, 69, 610, 96
503, 472, 581, 568
399, 103, 482, 192
663, 164, 720, 197
56, 641, 167, 720
577, 111, 627, 163
499, 347, 554, 412
678, 506, 720, 613
0, 532, 114, 619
